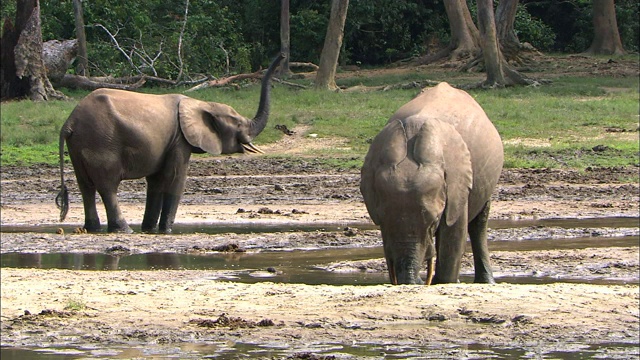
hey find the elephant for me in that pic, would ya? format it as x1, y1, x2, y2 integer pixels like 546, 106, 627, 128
56, 54, 285, 233
360, 82, 503, 285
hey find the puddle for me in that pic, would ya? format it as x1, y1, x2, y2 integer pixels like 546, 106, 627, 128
2, 341, 638, 359
1, 216, 638, 234
1, 235, 637, 285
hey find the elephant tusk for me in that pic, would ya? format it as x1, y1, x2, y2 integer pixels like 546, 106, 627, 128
242, 142, 265, 154
425, 258, 435, 286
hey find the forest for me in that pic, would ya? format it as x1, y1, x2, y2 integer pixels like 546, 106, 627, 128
1, 0, 638, 82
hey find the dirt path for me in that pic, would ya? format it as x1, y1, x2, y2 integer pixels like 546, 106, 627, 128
1, 155, 639, 358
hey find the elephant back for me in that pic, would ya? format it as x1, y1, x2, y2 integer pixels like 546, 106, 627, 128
390, 82, 503, 220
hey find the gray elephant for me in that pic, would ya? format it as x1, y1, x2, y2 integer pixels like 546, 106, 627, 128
56, 55, 285, 233
360, 82, 503, 285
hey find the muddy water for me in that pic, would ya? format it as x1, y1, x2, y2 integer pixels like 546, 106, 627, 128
2, 338, 638, 359
2, 235, 638, 285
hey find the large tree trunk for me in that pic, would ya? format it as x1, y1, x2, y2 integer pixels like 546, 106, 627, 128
584, 0, 625, 55
495, 0, 520, 61
72, 0, 88, 76
477, 0, 533, 88
1, 0, 65, 101
43, 39, 78, 82
496, 0, 542, 66
314, 0, 349, 91
278, 0, 292, 77
477, 0, 505, 87
417, 0, 480, 64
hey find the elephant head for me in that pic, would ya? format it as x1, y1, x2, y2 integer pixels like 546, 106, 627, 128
361, 82, 501, 285
178, 54, 285, 155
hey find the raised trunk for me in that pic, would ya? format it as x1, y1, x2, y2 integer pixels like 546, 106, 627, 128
250, 54, 285, 139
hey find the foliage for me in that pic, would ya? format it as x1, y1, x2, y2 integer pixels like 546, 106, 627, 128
513, 3, 555, 51
345, 0, 447, 65
522, 0, 639, 53
2, 1, 636, 78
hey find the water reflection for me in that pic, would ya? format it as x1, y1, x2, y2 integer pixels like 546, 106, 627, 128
2, 341, 638, 360
2, 235, 638, 286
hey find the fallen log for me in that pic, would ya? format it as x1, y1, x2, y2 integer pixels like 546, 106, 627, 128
289, 61, 319, 71
57, 74, 146, 90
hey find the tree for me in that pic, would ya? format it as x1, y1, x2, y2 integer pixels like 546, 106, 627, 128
495, 0, 522, 62
278, 0, 292, 77
72, 0, 88, 76
314, 0, 349, 90
584, 0, 625, 55
476, 0, 534, 88
417, 0, 480, 64
0, 0, 64, 100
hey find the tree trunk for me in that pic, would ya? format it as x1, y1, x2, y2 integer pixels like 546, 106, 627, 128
72, 0, 88, 76
477, 0, 506, 87
495, 0, 520, 61
278, 0, 292, 77
43, 39, 78, 82
584, 0, 625, 55
0, 0, 65, 101
314, 0, 349, 91
417, 0, 480, 64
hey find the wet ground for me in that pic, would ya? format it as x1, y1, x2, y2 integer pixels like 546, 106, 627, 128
1, 157, 639, 359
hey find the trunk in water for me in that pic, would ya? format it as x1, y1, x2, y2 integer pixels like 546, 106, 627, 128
250, 54, 285, 139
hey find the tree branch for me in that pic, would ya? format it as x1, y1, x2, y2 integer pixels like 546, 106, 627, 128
184, 68, 266, 92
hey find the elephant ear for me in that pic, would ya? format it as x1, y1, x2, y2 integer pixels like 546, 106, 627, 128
414, 119, 472, 226
178, 98, 223, 155
361, 121, 405, 225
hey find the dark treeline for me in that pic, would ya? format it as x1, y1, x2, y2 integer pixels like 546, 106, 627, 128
1, 0, 638, 80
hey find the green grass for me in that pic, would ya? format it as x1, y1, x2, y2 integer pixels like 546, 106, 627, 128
1, 68, 638, 170
63, 297, 87, 311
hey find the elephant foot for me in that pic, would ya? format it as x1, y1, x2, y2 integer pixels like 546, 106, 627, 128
141, 225, 159, 234
83, 222, 102, 233
430, 276, 460, 285
107, 222, 133, 234
158, 227, 173, 234
474, 275, 496, 284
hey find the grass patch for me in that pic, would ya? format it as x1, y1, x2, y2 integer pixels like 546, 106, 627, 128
63, 297, 87, 311
1, 65, 638, 170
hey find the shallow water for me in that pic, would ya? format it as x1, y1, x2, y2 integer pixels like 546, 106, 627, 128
1, 235, 637, 285
2, 340, 638, 359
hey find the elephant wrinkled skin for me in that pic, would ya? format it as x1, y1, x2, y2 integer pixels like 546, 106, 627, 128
360, 82, 503, 285
56, 55, 285, 233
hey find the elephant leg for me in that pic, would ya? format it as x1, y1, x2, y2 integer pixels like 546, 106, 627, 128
77, 179, 101, 232
157, 151, 191, 234
432, 213, 468, 284
97, 185, 132, 233
469, 201, 495, 284
158, 193, 183, 234
141, 174, 164, 233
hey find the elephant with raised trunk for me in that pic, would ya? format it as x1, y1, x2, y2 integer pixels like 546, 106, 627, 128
360, 82, 503, 285
56, 54, 285, 233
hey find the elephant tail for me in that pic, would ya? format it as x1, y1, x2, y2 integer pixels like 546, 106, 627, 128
56, 129, 70, 222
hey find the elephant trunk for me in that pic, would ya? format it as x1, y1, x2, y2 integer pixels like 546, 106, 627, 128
250, 54, 286, 139
384, 240, 428, 285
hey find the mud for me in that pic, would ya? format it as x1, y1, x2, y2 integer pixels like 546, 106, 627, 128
1, 155, 639, 358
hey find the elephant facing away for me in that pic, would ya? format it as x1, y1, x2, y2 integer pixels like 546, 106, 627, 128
56, 54, 285, 233
360, 82, 503, 285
